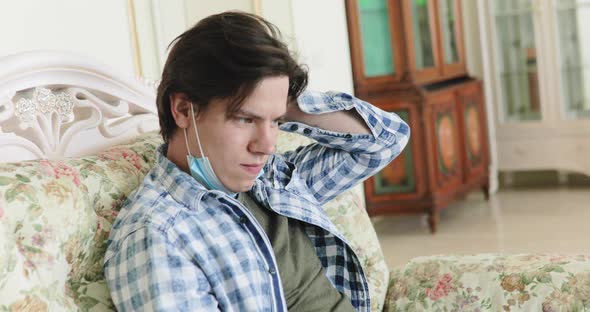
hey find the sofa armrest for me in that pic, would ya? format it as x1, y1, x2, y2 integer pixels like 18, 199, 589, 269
384, 254, 590, 311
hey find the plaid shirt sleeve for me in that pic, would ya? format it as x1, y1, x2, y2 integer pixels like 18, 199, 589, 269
279, 90, 410, 204
104, 226, 219, 311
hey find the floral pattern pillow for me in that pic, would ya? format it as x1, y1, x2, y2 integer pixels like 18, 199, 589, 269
0, 131, 162, 311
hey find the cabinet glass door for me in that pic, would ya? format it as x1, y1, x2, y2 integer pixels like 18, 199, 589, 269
438, 0, 466, 77
439, 0, 460, 65
410, 0, 437, 70
555, 0, 590, 119
493, 0, 541, 121
357, 0, 395, 77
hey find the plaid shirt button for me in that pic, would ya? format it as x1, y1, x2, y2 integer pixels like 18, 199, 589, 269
290, 124, 298, 131
239, 216, 248, 223
303, 128, 312, 135
268, 268, 276, 275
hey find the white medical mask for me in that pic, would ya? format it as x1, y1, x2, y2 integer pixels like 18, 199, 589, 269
183, 104, 264, 196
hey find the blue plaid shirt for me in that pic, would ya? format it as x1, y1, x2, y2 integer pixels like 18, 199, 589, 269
103, 90, 410, 311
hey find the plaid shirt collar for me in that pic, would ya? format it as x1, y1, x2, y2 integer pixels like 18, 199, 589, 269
152, 144, 210, 208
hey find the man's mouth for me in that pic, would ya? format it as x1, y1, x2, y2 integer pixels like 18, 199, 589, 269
241, 164, 264, 175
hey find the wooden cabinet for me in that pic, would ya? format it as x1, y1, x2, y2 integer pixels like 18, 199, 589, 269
347, 0, 467, 92
345, 0, 489, 232
457, 83, 489, 188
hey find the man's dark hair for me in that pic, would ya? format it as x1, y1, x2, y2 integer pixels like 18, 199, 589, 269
156, 11, 308, 143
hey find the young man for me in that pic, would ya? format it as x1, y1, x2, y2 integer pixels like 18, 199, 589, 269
104, 11, 409, 312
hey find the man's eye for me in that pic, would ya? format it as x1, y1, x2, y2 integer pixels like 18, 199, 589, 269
237, 117, 253, 124
274, 118, 286, 126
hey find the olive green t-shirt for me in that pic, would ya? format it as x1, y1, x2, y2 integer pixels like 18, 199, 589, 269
238, 192, 356, 312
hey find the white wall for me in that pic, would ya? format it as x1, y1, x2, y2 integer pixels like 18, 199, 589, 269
185, 0, 254, 25
0, 0, 354, 108
475, 0, 505, 193
290, 0, 354, 93
462, 0, 483, 78
132, 0, 188, 79
0, 0, 136, 76
146, 0, 354, 93
259, 0, 296, 47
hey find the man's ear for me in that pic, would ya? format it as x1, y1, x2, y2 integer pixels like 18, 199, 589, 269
170, 93, 197, 129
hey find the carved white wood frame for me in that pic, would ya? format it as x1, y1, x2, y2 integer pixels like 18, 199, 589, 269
0, 51, 160, 162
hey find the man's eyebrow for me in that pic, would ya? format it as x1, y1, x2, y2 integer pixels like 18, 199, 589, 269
233, 109, 263, 120
234, 109, 286, 121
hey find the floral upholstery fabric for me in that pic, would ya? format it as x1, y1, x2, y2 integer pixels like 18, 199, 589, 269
0, 132, 161, 311
4, 129, 590, 312
0, 130, 388, 311
386, 253, 590, 311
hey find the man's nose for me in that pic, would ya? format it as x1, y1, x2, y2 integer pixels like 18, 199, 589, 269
251, 124, 276, 155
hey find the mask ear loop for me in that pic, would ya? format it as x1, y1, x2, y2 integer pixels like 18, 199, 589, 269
183, 127, 192, 157
189, 103, 206, 158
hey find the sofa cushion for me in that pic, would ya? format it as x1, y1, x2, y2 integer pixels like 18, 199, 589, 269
386, 253, 590, 311
0, 131, 162, 311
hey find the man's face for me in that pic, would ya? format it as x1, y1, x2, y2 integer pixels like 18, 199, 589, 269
190, 76, 289, 192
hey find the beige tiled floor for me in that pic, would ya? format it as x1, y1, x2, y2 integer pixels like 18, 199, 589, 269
373, 188, 590, 268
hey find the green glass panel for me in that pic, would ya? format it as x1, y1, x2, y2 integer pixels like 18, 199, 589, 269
374, 111, 416, 194
555, 0, 590, 119
358, 0, 395, 77
410, 0, 435, 69
493, 0, 541, 121
439, 0, 459, 64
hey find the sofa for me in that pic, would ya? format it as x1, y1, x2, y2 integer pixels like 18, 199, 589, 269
1, 52, 589, 311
